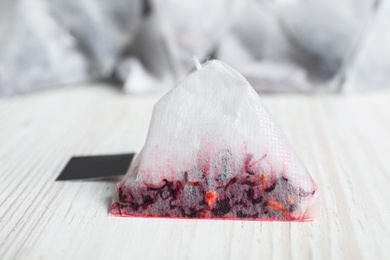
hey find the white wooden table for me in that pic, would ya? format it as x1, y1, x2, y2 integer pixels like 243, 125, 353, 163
1, 85, 390, 259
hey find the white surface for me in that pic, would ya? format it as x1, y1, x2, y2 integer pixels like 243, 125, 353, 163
1, 85, 390, 259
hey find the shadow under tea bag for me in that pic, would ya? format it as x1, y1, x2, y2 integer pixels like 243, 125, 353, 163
111, 60, 318, 221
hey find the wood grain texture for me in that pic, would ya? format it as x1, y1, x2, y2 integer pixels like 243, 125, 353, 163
1, 85, 390, 260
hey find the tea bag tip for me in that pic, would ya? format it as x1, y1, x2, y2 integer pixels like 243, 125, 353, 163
193, 56, 202, 70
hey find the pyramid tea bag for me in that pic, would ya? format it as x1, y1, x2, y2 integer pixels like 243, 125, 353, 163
0, 0, 90, 96
150, 0, 244, 77
111, 60, 318, 221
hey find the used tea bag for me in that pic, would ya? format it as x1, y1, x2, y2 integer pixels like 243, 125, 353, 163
342, 1, 390, 90
150, 0, 244, 77
215, 0, 312, 92
0, 0, 142, 96
111, 60, 318, 221
51, 0, 142, 77
0, 0, 90, 96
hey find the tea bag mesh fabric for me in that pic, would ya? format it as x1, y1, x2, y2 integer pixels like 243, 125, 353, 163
111, 60, 318, 220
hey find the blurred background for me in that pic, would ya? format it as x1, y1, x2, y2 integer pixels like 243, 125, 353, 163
1, 3, 390, 257
0, 0, 390, 96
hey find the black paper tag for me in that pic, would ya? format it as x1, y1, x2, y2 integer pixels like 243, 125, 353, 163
57, 153, 135, 181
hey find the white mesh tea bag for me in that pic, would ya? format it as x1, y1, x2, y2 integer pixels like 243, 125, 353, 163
0, 0, 90, 96
150, 0, 243, 77
111, 60, 318, 221
51, 0, 142, 77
